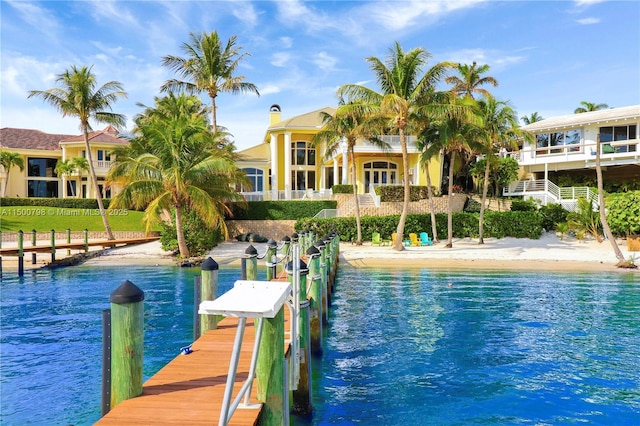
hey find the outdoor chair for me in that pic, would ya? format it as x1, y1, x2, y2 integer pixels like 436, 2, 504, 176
371, 232, 388, 246
409, 233, 421, 247
419, 232, 433, 246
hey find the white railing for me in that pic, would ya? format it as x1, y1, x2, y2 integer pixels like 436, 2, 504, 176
240, 189, 333, 201
514, 138, 638, 166
369, 185, 381, 207
503, 179, 599, 211
313, 209, 337, 219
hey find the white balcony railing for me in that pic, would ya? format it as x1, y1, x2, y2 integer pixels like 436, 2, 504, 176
514, 139, 638, 166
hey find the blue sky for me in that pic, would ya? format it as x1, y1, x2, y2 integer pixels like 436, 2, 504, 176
1, 0, 638, 150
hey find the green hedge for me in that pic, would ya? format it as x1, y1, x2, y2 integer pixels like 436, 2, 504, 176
228, 200, 337, 220
331, 185, 353, 194
606, 191, 640, 236
296, 211, 543, 241
375, 185, 437, 202
0, 197, 111, 209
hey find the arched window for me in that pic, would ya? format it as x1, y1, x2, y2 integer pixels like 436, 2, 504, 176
363, 161, 398, 188
241, 168, 264, 192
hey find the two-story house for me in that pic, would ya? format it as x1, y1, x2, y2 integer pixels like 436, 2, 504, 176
0, 126, 128, 198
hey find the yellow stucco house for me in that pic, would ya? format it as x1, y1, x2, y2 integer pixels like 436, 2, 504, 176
0, 126, 128, 199
236, 104, 444, 202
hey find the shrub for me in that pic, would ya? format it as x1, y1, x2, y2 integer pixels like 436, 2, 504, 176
510, 198, 537, 212
375, 185, 436, 202
0, 197, 112, 209
160, 209, 224, 256
538, 203, 569, 231
228, 200, 337, 220
606, 191, 640, 236
330, 185, 353, 194
464, 198, 482, 213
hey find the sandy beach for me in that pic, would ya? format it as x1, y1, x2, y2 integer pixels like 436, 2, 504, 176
2, 232, 638, 274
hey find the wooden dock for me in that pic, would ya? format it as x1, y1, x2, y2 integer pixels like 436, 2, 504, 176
97, 316, 264, 425
0, 236, 160, 256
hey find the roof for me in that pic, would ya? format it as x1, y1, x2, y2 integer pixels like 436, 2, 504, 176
522, 105, 640, 132
60, 125, 128, 145
268, 107, 335, 130
237, 143, 270, 163
0, 128, 75, 151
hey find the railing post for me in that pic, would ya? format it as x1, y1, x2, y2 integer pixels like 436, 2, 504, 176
50, 229, 56, 263
266, 239, 278, 281
31, 229, 37, 265
280, 236, 291, 276
199, 257, 219, 336
109, 280, 144, 408
17, 230, 24, 277
84, 229, 89, 253
66, 228, 71, 256
306, 246, 323, 354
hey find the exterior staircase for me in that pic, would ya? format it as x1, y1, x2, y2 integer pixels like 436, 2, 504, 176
337, 194, 376, 217
502, 179, 599, 211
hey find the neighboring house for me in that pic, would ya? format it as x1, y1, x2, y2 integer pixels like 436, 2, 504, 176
514, 105, 640, 183
237, 104, 444, 201
0, 126, 129, 199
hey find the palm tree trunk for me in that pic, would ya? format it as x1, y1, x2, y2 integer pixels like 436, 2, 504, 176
174, 206, 190, 258
446, 152, 455, 248
350, 148, 362, 245
210, 96, 217, 132
595, 134, 625, 263
394, 127, 410, 251
425, 160, 439, 244
3, 175, 9, 197
478, 158, 491, 244
83, 129, 114, 240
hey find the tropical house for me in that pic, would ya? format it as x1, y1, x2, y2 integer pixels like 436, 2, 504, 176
503, 104, 640, 208
0, 126, 128, 199
236, 104, 445, 204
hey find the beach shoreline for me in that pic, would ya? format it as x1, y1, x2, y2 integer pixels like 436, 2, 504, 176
2, 232, 637, 274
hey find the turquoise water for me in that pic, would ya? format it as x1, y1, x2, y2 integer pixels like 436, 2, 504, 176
303, 267, 640, 425
1, 265, 639, 425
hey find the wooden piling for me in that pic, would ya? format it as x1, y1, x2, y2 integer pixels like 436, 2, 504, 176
314, 239, 328, 325
244, 245, 258, 281
84, 229, 89, 252
31, 230, 37, 265
109, 280, 144, 408
66, 228, 71, 255
305, 245, 323, 355
199, 257, 219, 336
50, 229, 56, 263
266, 239, 278, 281
17, 230, 24, 277
281, 236, 291, 266
287, 258, 313, 416
256, 307, 285, 425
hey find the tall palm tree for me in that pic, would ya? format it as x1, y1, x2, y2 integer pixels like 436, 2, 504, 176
475, 97, 524, 244
28, 65, 127, 240
56, 157, 90, 197
0, 151, 25, 197
445, 62, 498, 99
312, 100, 389, 245
574, 101, 609, 114
521, 112, 543, 125
54, 159, 74, 197
70, 157, 90, 198
161, 31, 260, 132
416, 124, 443, 244
338, 42, 454, 251
423, 97, 483, 248
108, 93, 246, 257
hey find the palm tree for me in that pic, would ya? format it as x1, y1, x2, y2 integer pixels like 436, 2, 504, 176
574, 101, 609, 114
423, 97, 483, 248
445, 62, 498, 99
416, 125, 443, 244
338, 42, 454, 251
70, 157, 90, 198
475, 97, 524, 244
312, 100, 389, 245
54, 159, 75, 197
161, 31, 260, 132
55, 157, 90, 197
0, 151, 25, 197
108, 93, 246, 257
28, 65, 127, 240
521, 112, 544, 125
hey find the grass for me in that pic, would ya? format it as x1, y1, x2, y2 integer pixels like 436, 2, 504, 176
0, 206, 159, 233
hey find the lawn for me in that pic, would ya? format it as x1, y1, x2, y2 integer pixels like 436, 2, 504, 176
0, 206, 158, 233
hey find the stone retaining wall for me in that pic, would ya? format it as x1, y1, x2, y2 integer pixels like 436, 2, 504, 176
336, 194, 468, 216
225, 220, 296, 241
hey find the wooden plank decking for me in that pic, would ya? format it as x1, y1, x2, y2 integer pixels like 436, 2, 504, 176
96, 316, 263, 425
0, 236, 160, 256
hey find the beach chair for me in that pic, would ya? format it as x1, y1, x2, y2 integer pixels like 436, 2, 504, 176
409, 233, 420, 246
419, 232, 433, 246
371, 232, 388, 246
391, 232, 398, 246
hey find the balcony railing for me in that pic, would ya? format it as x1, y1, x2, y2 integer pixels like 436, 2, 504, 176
239, 189, 333, 201
513, 138, 639, 166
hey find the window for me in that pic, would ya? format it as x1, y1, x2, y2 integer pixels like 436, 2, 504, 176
291, 142, 316, 166
292, 170, 316, 190
363, 161, 398, 187
27, 158, 58, 177
535, 129, 582, 154
28, 180, 58, 197
241, 168, 264, 192
600, 125, 637, 153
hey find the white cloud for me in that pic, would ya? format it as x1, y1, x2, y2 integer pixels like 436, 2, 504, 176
280, 37, 294, 49
6, 1, 61, 41
89, 0, 141, 29
231, 2, 259, 27
313, 52, 338, 72
574, 0, 607, 7
577, 17, 600, 24
441, 49, 526, 71
271, 52, 292, 68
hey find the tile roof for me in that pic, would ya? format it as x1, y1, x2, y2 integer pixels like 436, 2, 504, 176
60, 126, 128, 145
268, 106, 336, 130
237, 143, 270, 163
522, 105, 640, 132
0, 128, 74, 151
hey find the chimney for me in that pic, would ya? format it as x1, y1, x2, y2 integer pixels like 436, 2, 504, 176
269, 104, 282, 125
